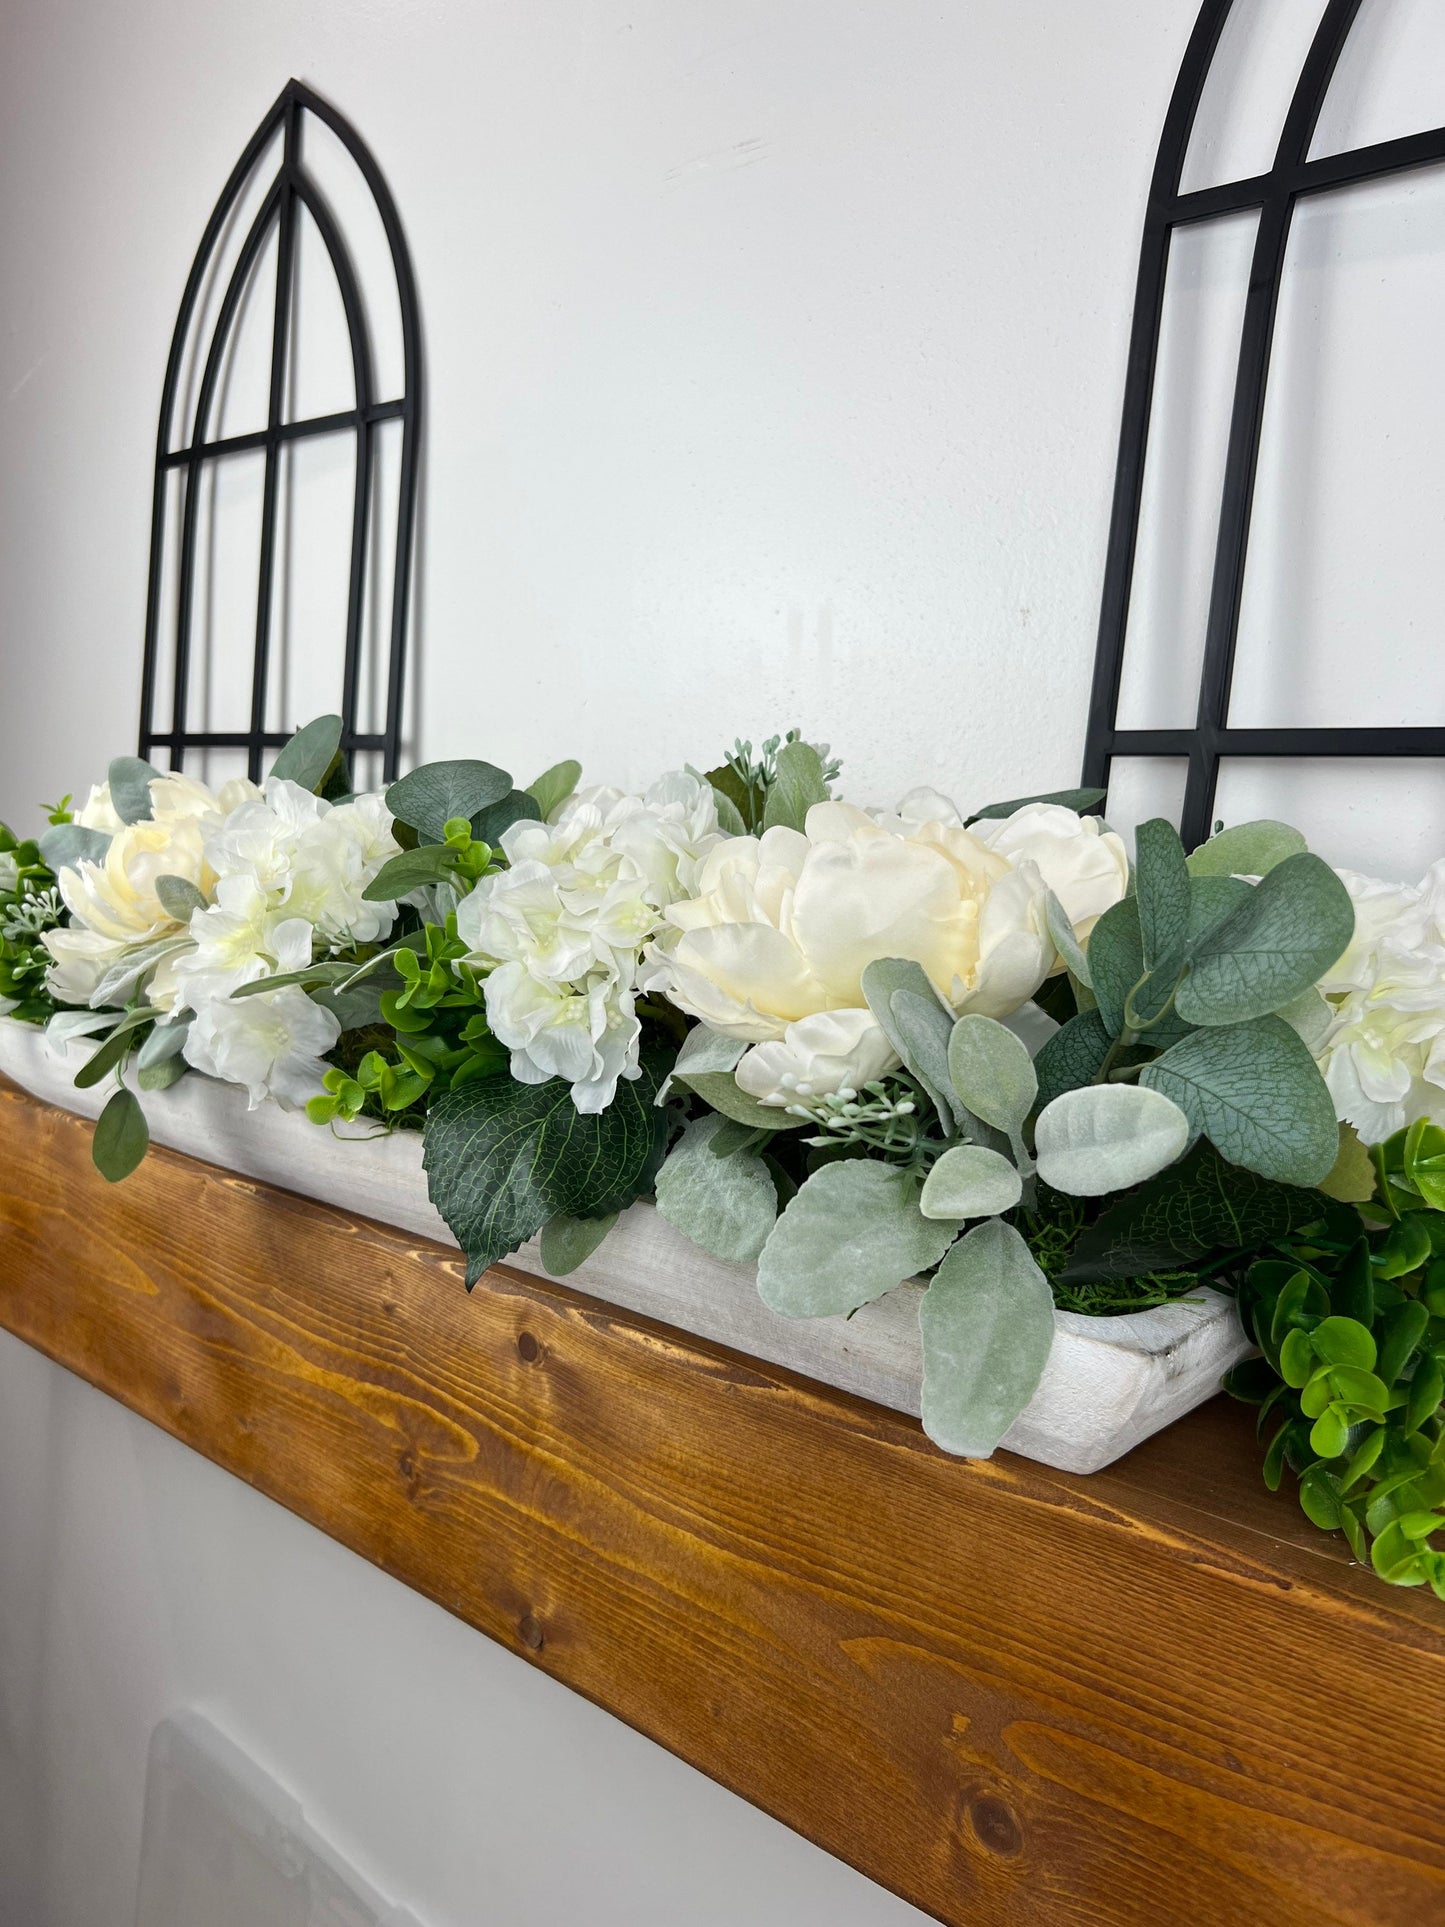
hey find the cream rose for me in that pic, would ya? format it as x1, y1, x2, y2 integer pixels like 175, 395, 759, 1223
645, 800, 1057, 1104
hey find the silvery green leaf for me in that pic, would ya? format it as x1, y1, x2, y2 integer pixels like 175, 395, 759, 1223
137, 1013, 192, 1068
154, 873, 207, 921
361, 843, 459, 902
39, 823, 111, 871
655, 1023, 747, 1106
672, 1070, 804, 1131
108, 756, 160, 824
385, 759, 513, 843
1032, 1007, 1112, 1107
966, 786, 1106, 824
1187, 873, 1252, 949
526, 759, 582, 822
1033, 1084, 1191, 1196
918, 1218, 1056, 1457
538, 1211, 618, 1277
710, 790, 746, 836
1175, 854, 1355, 1027
88, 936, 190, 1010
269, 714, 343, 792
757, 1162, 958, 1318
1278, 986, 1333, 1053
471, 789, 542, 845
1135, 818, 1191, 977
1043, 889, 1090, 988
655, 1114, 778, 1263
1140, 1015, 1340, 1186
1086, 896, 1142, 1037
919, 1145, 1022, 1221
137, 1055, 188, 1092
860, 957, 957, 1132
947, 1014, 1037, 1135
47, 1008, 124, 1047
92, 1087, 149, 1182
1186, 819, 1307, 879
761, 740, 828, 834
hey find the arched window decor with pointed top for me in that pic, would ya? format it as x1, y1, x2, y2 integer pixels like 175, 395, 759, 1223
1082, 0, 1445, 848
138, 80, 422, 784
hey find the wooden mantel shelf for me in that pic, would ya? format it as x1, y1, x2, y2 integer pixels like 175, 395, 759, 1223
2, 1078, 1443, 1926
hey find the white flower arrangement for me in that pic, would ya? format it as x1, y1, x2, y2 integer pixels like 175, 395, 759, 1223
4, 720, 1443, 1594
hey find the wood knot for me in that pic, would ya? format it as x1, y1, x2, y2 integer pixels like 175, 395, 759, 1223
967, 1792, 1022, 1858
519, 1612, 545, 1651
516, 1330, 543, 1364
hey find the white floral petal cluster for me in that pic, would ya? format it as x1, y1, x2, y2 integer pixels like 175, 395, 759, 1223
172, 778, 401, 1108
1315, 863, 1445, 1143
43, 772, 260, 1007
644, 794, 1127, 1108
456, 772, 723, 1113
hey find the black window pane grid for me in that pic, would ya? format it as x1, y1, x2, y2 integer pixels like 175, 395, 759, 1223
1082, 0, 1445, 848
139, 80, 422, 784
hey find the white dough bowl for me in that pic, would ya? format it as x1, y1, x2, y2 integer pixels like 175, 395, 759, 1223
0, 1020, 1251, 1474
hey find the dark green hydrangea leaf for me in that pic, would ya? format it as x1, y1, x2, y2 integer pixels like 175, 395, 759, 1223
423, 1050, 669, 1285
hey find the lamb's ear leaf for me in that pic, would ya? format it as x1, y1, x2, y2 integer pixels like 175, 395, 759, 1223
756, 1162, 958, 1318
919, 1218, 1055, 1457
1032, 1084, 1191, 1197
155, 873, 207, 921
108, 756, 161, 824
947, 1015, 1036, 1135
671, 1071, 805, 1132
39, 823, 111, 871
269, 714, 344, 793
860, 958, 958, 1132
655, 1114, 777, 1263
919, 1145, 1022, 1221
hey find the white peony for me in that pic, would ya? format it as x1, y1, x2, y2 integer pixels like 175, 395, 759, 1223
734, 1007, 900, 1106
456, 772, 723, 1112
644, 799, 1058, 1105
1314, 862, 1445, 1143
183, 982, 340, 1110
968, 801, 1130, 943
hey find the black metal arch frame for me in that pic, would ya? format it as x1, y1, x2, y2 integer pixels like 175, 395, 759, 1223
138, 79, 422, 782
1082, 0, 1445, 847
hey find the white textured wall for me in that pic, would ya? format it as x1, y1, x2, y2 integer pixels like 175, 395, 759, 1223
3, 1, 1445, 1921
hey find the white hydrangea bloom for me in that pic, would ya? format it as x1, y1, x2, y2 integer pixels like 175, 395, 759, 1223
183, 982, 340, 1110
1314, 862, 1445, 1143
456, 772, 723, 1112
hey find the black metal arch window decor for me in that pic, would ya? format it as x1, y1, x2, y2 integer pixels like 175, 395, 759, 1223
1082, 0, 1445, 848
138, 80, 422, 783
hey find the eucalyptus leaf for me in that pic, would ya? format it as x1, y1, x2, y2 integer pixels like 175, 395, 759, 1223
1135, 818, 1191, 977
1032, 1007, 1112, 1108
1140, 1014, 1340, 1186
655, 1114, 778, 1262
472, 789, 542, 846
1186, 873, 1253, 948
73, 1015, 150, 1089
1033, 1083, 1191, 1196
154, 873, 207, 921
385, 759, 513, 843
672, 1070, 804, 1132
1186, 819, 1307, 879
919, 1145, 1022, 1221
1086, 896, 1142, 1038
362, 843, 459, 901
966, 787, 1106, 824
861, 957, 957, 1131
1175, 854, 1355, 1028
269, 714, 343, 792
423, 1051, 668, 1285
757, 1162, 957, 1318
1043, 889, 1090, 987
230, 961, 353, 998
92, 1086, 150, 1182
918, 1218, 1055, 1457
39, 823, 111, 871
108, 756, 160, 824
947, 1014, 1036, 1135
527, 759, 583, 823
761, 740, 828, 834
538, 1211, 618, 1277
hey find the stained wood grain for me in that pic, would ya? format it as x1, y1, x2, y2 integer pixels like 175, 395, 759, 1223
2, 1077, 1443, 1927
